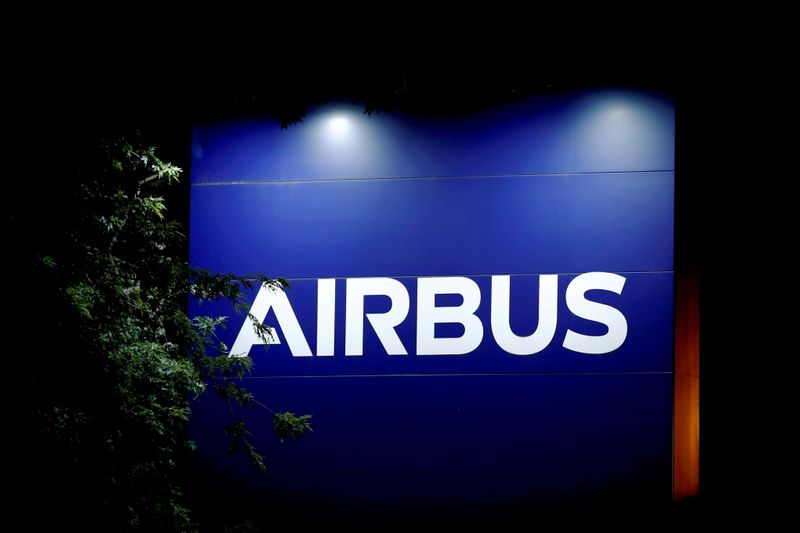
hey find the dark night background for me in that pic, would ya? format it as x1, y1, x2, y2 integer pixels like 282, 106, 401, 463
7, 36, 783, 527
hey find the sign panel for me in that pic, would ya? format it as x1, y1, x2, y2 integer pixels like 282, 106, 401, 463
189, 90, 675, 515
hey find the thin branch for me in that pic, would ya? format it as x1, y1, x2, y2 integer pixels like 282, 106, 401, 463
139, 173, 159, 186
250, 398, 277, 415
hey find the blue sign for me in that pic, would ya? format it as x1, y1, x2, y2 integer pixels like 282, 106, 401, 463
189, 90, 675, 514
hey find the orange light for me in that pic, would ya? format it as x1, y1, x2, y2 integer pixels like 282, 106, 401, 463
674, 268, 700, 499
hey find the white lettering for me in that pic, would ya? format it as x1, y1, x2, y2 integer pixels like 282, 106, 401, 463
229, 273, 631, 358
416, 277, 484, 355
345, 278, 409, 356
316, 279, 336, 356
229, 283, 312, 358
491, 275, 558, 355
563, 272, 628, 354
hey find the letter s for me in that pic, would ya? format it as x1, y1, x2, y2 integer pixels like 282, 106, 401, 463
562, 272, 627, 355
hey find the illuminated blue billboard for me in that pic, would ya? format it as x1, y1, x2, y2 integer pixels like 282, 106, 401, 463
189, 90, 674, 514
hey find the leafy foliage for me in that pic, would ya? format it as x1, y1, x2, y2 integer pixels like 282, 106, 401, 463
274, 412, 314, 443
25, 138, 311, 531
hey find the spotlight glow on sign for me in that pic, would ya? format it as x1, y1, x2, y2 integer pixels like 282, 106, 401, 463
328, 116, 350, 133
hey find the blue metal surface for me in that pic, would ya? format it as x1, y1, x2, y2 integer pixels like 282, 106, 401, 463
188, 89, 675, 512
190, 172, 673, 278
191, 373, 672, 506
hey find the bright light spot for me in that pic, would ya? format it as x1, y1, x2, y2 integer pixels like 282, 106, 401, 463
573, 92, 672, 170
329, 116, 350, 132
303, 105, 387, 174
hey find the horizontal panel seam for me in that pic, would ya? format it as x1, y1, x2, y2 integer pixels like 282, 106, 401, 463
223, 371, 673, 379
191, 169, 674, 186
194, 270, 675, 281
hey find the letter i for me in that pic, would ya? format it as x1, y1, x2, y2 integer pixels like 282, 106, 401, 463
317, 279, 336, 356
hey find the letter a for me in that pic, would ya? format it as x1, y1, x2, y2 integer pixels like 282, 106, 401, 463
229, 283, 312, 358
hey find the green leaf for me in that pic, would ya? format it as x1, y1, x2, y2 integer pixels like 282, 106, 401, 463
273, 412, 313, 443
28, 135, 312, 530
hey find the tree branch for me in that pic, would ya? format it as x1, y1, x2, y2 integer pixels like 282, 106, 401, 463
139, 173, 159, 186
